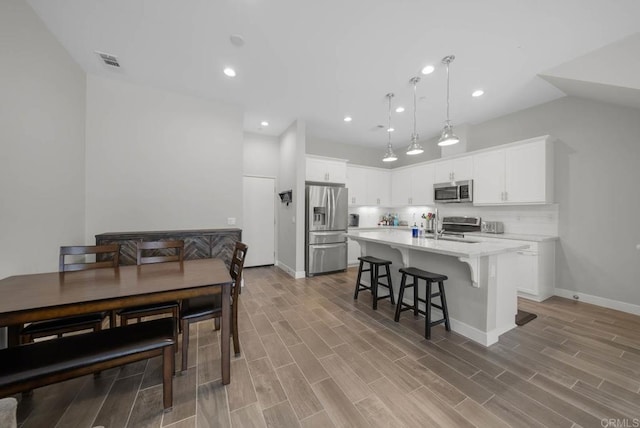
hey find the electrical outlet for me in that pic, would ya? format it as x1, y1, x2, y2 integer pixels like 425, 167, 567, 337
227, 217, 236, 225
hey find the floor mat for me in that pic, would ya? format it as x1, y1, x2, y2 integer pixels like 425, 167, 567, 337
516, 309, 537, 326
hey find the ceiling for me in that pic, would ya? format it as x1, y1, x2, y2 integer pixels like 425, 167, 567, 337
27, 0, 640, 151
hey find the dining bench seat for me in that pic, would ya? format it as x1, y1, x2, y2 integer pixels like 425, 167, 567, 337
0, 318, 176, 411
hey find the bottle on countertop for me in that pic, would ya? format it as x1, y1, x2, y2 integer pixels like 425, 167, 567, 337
412, 222, 419, 238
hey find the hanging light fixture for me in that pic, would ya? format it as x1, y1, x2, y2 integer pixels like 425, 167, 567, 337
438, 55, 460, 146
382, 93, 398, 162
406, 76, 424, 155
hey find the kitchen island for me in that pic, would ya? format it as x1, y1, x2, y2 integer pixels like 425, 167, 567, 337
347, 229, 527, 346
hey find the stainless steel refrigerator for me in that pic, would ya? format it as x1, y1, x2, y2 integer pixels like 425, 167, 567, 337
305, 184, 348, 276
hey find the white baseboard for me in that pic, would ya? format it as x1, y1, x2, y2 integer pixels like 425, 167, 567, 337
275, 261, 306, 279
554, 288, 640, 316
449, 318, 514, 347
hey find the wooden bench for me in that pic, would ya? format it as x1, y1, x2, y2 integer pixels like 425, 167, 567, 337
0, 318, 175, 411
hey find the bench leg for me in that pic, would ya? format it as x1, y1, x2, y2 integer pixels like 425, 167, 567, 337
163, 345, 174, 411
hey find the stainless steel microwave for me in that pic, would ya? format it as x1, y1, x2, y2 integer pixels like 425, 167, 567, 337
434, 180, 473, 203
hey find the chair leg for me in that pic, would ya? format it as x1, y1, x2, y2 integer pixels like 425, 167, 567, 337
413, 277, 419, 317
385, 264, 395, 305
394, 273, 407, 322
110, 310, 117, 328
163, 345, 174, 410
181, 319, 190, 373
354, 260, 364, 300
439, 281, 451, 332
232, 313, 240, 356
372, 264, 379, 310
425, 282, 432, 340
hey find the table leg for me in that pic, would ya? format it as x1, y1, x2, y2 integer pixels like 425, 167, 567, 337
221, 282, 231, 384
7, 325, 20, 348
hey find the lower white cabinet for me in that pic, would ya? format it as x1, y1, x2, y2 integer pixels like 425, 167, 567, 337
347, 238, 361, 266
473, 236, 556, 301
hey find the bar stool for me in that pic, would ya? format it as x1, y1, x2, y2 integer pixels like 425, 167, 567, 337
394, 267, 450, 339
354, 256, 395, 310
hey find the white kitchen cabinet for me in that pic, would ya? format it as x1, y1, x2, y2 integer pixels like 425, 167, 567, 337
473, 137, 553, 205
346, 165, 390, 206
391, 168, 412, 205
473, 150, 505, 204
391, 164, 435, 206
411, 163, 435, 205
366, 168, 391, 206
472, 235, 556, 301
347, 238, 361, 266
306, 156, 347, 184
346, 165, 367, 205
434, 155, 473, 183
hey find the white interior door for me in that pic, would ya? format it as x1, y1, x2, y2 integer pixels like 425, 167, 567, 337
243, 176, 276, 267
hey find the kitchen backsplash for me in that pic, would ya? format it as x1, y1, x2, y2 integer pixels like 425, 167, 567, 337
349, 204, 559, 236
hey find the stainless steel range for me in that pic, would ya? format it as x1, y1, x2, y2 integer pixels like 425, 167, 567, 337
441, 216, 481, 235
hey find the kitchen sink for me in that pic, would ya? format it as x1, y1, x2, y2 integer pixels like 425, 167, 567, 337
424, 235, 481, 244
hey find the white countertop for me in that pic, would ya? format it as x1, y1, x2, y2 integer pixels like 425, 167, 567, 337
347, 229, 528, 258
348, 226, 557, 242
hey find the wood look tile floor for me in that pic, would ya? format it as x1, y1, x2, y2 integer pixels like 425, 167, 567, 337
12, 266, 640, 427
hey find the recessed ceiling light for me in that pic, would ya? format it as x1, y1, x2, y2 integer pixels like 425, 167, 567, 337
343, 116, 352, 122
395, 107, 405, 113
260, 121, 269, 127
387, 127, 394, 132
223, 67, 236, 77
472, 89, 484, 97
421, 65, 435, 75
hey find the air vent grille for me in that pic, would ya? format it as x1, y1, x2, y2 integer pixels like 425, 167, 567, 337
95, 51, 120, 68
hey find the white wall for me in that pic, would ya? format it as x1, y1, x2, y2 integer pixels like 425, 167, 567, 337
277, 120, 306, 277
0, 0, 86, 278
85, 74, 243, 239
243, 132, 279, 177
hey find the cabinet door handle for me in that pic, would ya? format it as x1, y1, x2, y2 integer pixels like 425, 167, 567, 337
504, 191, 508, 201
377, 198, 380, 205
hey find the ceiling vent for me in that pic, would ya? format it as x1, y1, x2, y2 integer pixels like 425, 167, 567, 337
95, 51, 120, 68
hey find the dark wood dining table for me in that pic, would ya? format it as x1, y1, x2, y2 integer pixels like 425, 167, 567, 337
0, 258, 233, 384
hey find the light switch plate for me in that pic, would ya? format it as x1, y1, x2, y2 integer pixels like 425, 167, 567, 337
227, 217, 236, 225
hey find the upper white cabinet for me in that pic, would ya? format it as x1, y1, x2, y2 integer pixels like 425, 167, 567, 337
391, 163, 435, 206
367, 168, 391, 206
346, 165, 390, 206
306, 156, 347, 184
434, 155, 473, 183
473, 136, 553, 205
391, 168, 412, 206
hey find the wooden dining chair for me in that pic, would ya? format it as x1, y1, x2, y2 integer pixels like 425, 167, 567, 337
179, 241, 247, 372
117, 240, 183, 330
19, 244, 120, 344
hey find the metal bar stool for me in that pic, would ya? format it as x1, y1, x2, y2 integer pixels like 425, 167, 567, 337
354, 256, 395, 310
394, 267, 450, 339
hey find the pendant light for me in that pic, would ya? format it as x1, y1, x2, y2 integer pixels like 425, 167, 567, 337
438, 55, 460, 146
382, 93, 398, 162
406, 76, 424, 155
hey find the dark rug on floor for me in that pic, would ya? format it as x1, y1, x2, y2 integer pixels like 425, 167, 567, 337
516, 310, 537, 326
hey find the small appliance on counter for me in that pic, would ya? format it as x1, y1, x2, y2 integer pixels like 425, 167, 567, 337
348, 213, 359, 227
481, 221, 504, 234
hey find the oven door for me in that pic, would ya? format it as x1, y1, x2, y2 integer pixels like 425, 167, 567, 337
434, 183, 459, 202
